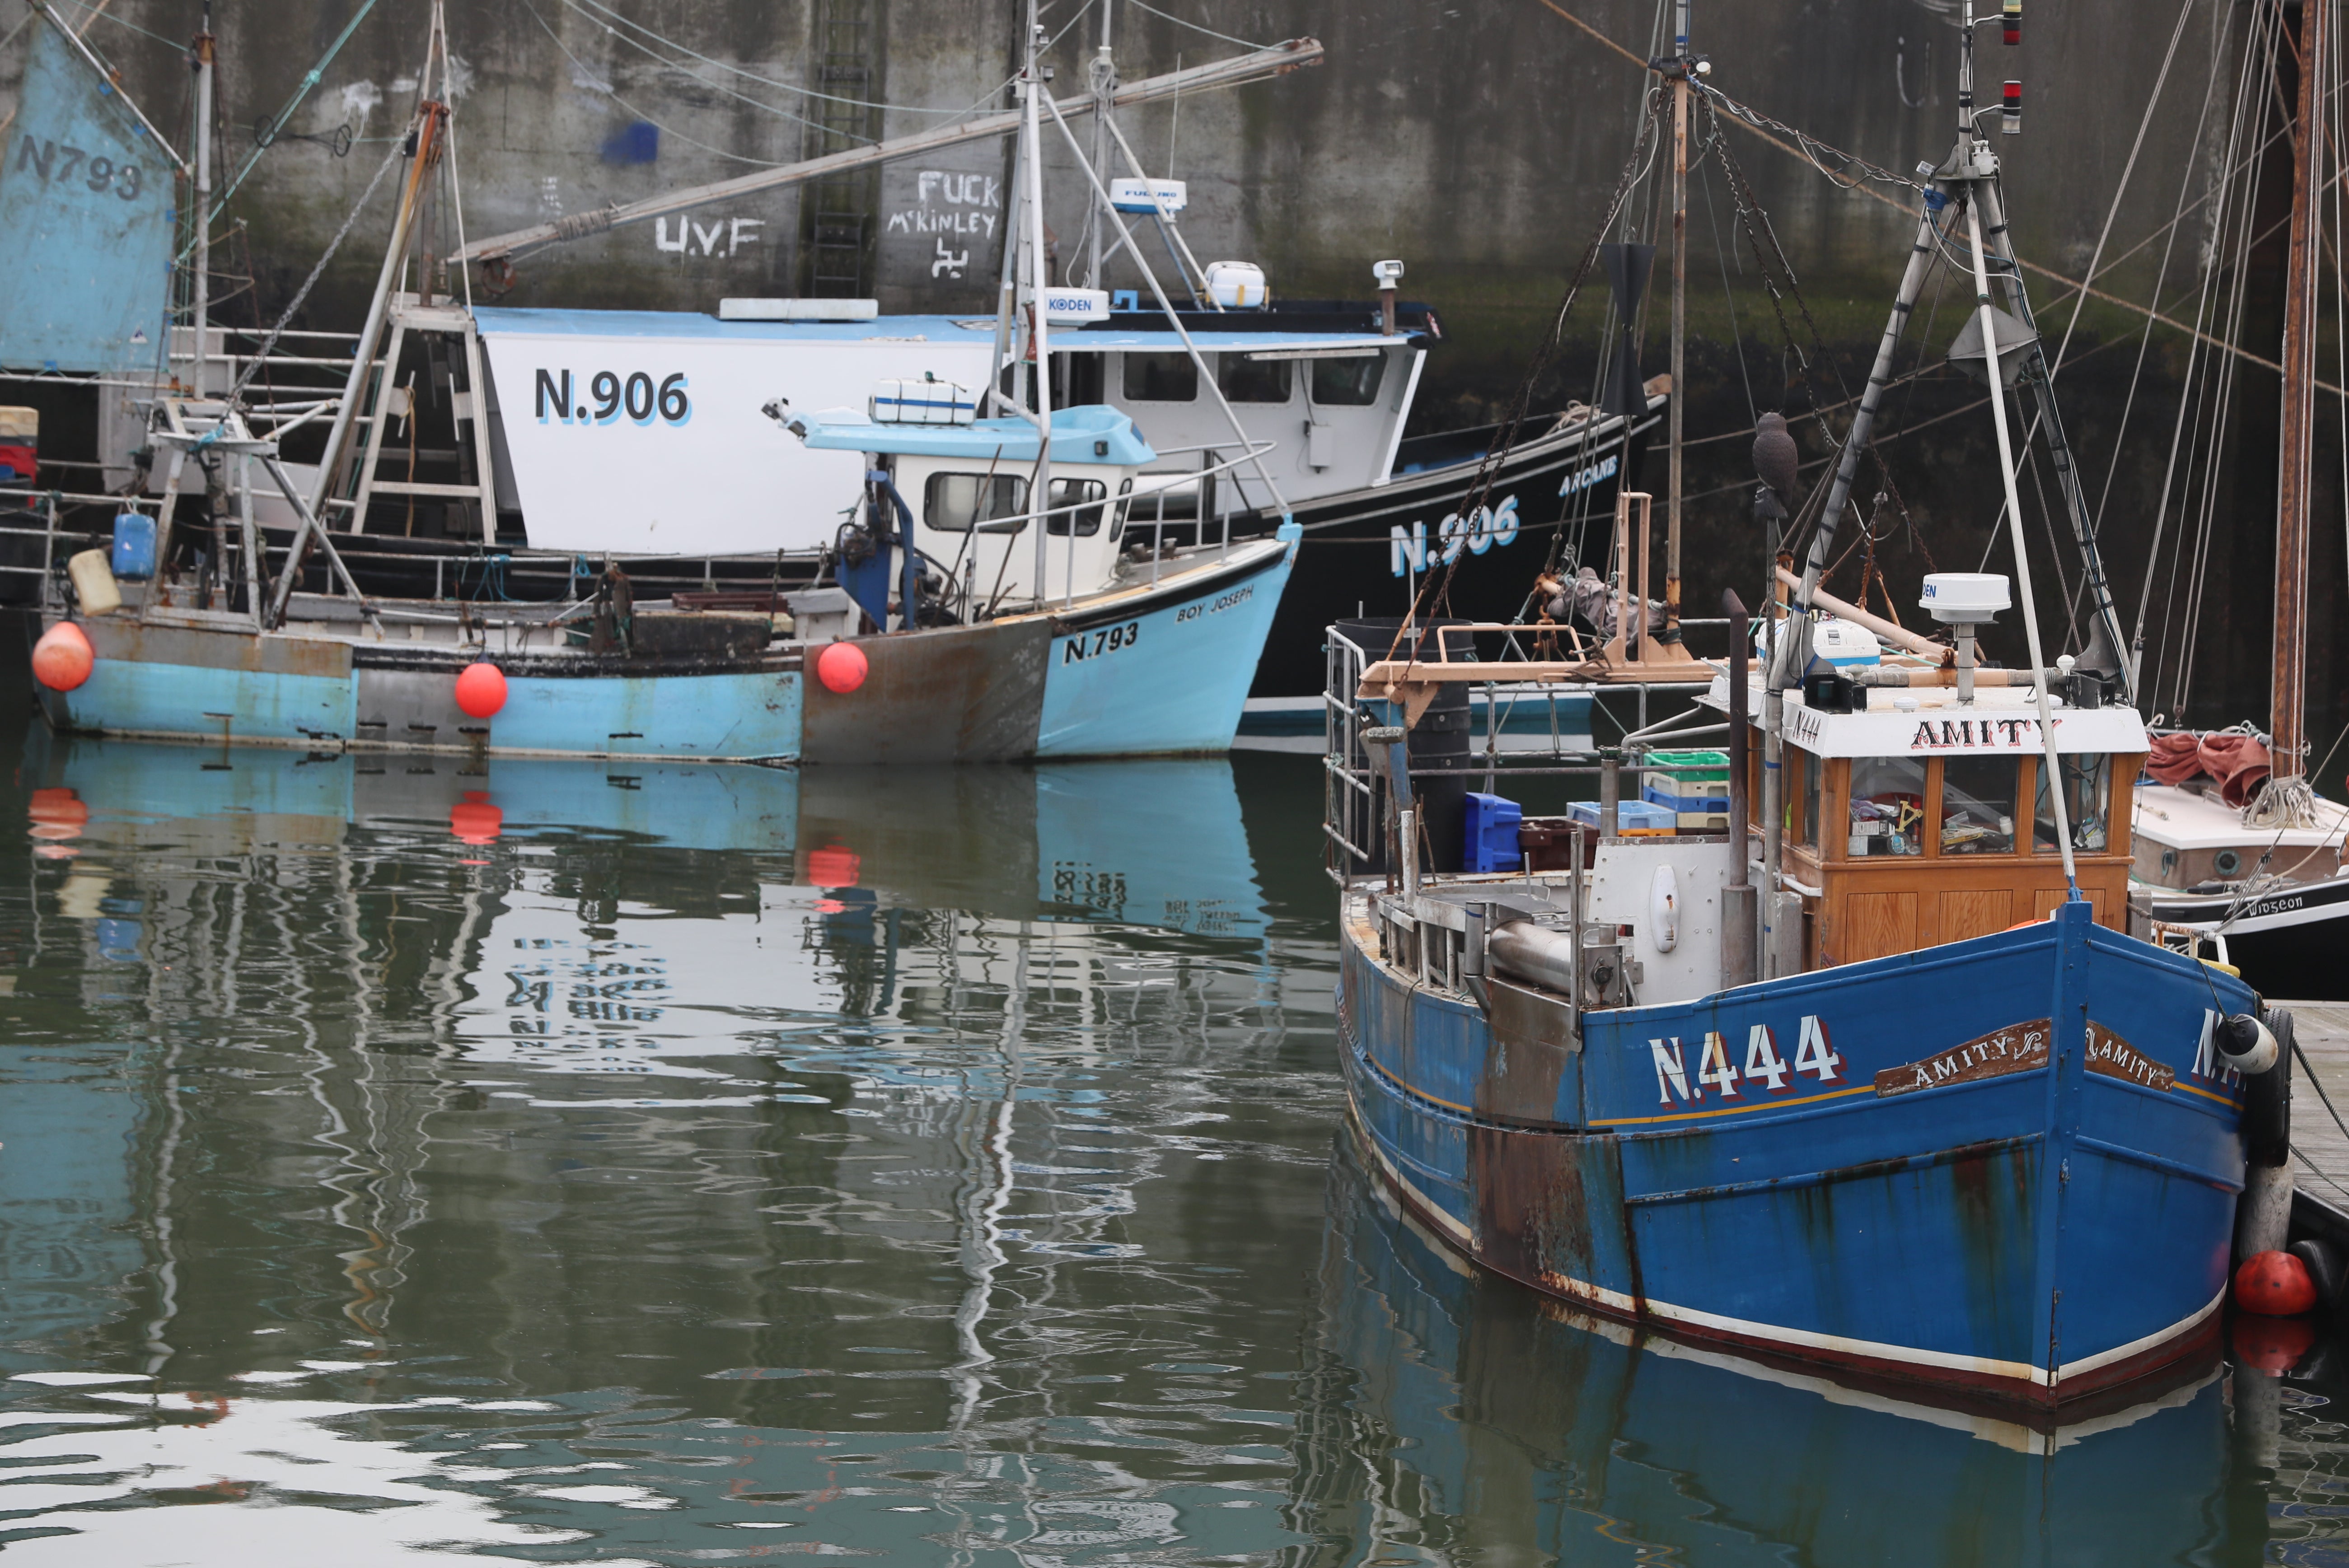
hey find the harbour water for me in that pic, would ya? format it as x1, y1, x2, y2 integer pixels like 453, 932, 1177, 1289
1, 703, 2348, 1564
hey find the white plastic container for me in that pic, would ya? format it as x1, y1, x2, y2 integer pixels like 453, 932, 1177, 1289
68, 549, 121, 615
869, 378, 978, 426
1204, 261, 1268, 309
1109, 177, 1187, 215
1040, 287, 1110, 326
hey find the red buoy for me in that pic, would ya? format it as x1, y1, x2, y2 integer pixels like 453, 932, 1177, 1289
806, 844, 861, 888
2235, 1249, 2319, 1316
450, 790, 503, 846
454, 661, 508, 719
31, 622, 93, 692
816, 640, 868, 695
2233, 1312, 2317, 1373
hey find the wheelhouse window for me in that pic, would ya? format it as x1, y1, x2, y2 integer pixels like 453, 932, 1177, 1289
1218, 354, 1294, 404
1939, 756, 2019, 854
924, 472, 1029, 533
1122, 353, 1197, 402
1045, 477, 1108, 537
1848, 755, 1927, 856
1310, 353, 1386, 406
1783, 746, 1821, 849
2035, 753, 2111, 853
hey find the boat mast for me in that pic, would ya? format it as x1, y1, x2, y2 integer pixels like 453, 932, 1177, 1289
2264, 0, 2327, 816
1082, 0, 1117, 290
189, 2, 214, 395
1021, 2, 1056, 603
1664, 0, 1689, 646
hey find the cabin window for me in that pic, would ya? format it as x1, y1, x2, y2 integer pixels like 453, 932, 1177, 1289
1848, 755, 1928, 856
1940, 756, 2019, 854
2034, 754, 2112, 853
1310, 353, 1386, 406
924, 472, 1029, 533
1045, 477, 1109, 536
1218, 354, 1294, 404
1123, 353, 1197, 402
1783, 747, 1820, 848
1056, 352, 1105, 408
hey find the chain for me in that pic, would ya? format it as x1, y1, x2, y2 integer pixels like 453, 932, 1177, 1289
1693, 81, 1930, 196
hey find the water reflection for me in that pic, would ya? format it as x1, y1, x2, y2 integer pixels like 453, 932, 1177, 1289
0, 728, 2344, 1563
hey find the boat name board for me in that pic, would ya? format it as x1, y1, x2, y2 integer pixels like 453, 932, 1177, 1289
1875, 1020, 2049, 1098
1768, 701, 2148, 759
2085, 1022, 2175, 1091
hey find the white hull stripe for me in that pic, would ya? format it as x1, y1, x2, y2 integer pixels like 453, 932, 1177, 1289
1350, 1097, 2223, 1391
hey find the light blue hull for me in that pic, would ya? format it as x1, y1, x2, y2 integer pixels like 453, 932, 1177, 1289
1036, 528, 1297, 757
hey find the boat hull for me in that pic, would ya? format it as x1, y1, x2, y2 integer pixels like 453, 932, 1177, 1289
1245, 404, 1658, 698
34, 534, 1297, 765
1337, 900, 2255, 1406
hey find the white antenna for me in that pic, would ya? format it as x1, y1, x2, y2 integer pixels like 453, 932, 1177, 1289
1964, 191, 2076, 890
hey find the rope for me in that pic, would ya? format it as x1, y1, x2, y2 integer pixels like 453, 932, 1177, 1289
210, 0, 382, 218
515, 0, 801, 167
1706, 107, 1921, 572
1123, 0, 1272, 51
1380, 89, 1668, 659
224, 138, 405, 406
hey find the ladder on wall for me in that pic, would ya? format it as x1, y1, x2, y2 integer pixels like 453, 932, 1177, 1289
805, 0, 879, 297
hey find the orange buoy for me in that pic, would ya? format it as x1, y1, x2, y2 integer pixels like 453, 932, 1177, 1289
806, 844, 861, 889
454, 661, 508, 719
449, 790, 503, 846
27, 787, 86, 842
815, 640, 868, 695
2233, 1311, 2317, 1372
2235, 1249, 2319, 1316
31, 622, 93, 691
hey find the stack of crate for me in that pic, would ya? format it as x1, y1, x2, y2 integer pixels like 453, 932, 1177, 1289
0, 408, 35, 486
1641, 749, 1730, 831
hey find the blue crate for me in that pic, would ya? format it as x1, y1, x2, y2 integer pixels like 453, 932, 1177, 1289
1463, 791, 1524, 873
1642, 782, 1729, 814
1567, 798, 1676, 834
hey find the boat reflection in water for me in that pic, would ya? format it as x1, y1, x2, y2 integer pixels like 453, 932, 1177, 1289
1297, 1130, 2294, 1566
3, 731, 1304, 1563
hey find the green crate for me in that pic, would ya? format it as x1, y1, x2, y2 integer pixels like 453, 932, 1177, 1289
1642, 748, 1730, 787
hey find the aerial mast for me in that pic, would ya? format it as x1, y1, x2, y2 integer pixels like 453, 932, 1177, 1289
1663, 0, 1691, 646
2262, 0, 2327, 822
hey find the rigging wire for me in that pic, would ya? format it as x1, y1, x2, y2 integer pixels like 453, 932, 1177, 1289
2048, 0, 2198, 379
1121, 0, 1272, 51
514, 0, 799, 166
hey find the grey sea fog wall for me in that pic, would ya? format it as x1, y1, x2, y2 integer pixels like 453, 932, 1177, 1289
1, 0, 2334, 734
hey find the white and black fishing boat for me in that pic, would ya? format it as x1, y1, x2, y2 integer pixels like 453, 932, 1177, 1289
2111, 0, 2349, 993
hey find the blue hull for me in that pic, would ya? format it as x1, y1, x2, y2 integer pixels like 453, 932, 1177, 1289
1036, 529, 1299, 757
1339, 900, 2256, 1404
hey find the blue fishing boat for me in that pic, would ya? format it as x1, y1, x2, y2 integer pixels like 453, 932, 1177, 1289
1328, 2, 2296, 1408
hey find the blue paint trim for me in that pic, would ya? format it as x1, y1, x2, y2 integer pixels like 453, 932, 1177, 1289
57, 660, 355, 742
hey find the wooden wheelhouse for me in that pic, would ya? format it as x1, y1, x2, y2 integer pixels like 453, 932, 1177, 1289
1713, 674, 2149, 971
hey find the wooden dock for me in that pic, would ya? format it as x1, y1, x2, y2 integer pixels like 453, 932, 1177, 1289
2278, 1002, 2349, 1212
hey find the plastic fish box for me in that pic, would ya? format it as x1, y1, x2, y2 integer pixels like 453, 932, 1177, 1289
870, 378, 978, 425
1567, 798, 1677, 834
1642, 782, 1730, 814
1675, 810, 1728, 831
